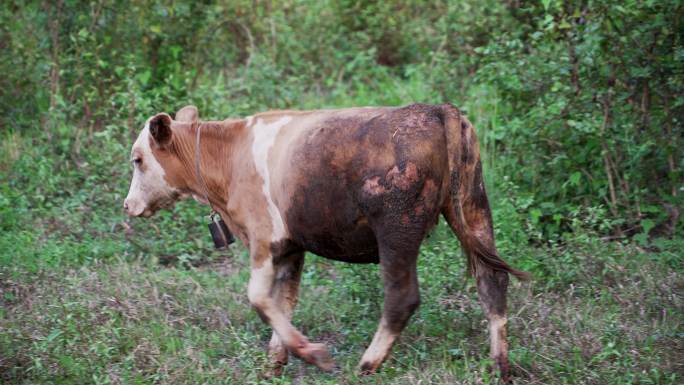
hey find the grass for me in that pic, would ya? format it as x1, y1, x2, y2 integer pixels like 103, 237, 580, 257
1, 221, 682, 384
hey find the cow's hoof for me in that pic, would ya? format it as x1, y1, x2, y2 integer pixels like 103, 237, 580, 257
495, 355, 512, 384
260, 359, 287, 379
359, 360, 380, 375
299, 343, 335, 372
260, 365, 284, 379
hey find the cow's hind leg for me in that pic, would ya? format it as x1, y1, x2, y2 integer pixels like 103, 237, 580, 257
359, 234, 421, 374
442, 166, 526, 383
443, 203, 514, 383
248, 250, 334, 372
264, 252, 304, 376
476, 266, 510, 383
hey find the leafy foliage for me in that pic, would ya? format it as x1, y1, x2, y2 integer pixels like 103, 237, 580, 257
1, 0, 680, 243
475, 0, 683, 240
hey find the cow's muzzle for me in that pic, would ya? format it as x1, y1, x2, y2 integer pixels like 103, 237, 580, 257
123, 198, 148, 217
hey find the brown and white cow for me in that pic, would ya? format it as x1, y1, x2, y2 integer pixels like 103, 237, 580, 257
124, 103, 529, 382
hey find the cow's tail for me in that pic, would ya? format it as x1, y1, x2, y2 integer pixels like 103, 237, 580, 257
439, 104, 530, 281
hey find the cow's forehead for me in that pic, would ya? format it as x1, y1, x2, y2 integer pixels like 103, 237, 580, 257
131, 120, 151, 157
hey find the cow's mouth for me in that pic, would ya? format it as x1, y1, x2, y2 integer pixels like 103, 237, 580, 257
140, 208, 155, 218
141, 193, 180, 217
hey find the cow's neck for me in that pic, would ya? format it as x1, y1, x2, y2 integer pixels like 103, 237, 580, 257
177, 119, 245, 211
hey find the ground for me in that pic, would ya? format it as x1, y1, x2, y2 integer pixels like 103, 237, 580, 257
1, 221, 681, 384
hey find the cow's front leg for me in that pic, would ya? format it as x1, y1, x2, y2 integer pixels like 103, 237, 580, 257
263, 252, 304, 376
248, 249, 334, 372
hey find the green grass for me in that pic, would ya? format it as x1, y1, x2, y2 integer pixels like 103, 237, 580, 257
1, 220, 682, 384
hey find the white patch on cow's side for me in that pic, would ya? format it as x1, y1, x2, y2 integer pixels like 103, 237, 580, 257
245, 115, 255, 127
251, 116, 292, 241
124, 120, 174, 216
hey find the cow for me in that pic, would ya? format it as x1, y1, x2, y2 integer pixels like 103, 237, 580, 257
123, 103, 529, 383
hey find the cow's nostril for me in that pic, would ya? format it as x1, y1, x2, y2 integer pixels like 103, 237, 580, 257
123, 201, 129, 211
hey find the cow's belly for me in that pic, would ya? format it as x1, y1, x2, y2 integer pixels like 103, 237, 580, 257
295, 221, 379, 264
285, 188, 380, 263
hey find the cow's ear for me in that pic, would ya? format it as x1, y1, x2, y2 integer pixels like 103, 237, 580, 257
175, 105, 199, 122
149, 113, 173, 148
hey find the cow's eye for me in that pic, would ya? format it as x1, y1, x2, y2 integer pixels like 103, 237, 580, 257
133, 157, 142, 166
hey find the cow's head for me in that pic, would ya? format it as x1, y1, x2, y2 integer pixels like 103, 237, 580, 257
123, 106, 198, 217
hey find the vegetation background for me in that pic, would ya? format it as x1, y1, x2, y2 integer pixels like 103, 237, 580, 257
0, 0, 682, 384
